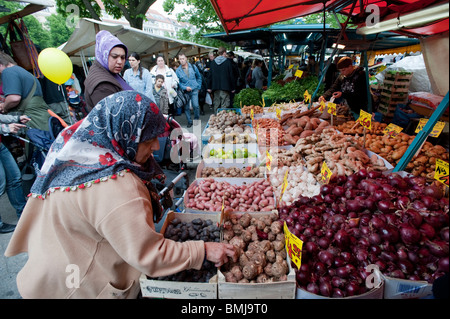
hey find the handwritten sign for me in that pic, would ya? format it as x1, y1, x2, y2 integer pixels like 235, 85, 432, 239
294, 70, 303, 78
327, 102, 337, 116
276, 107, 281, 120
250, 109, 254, 121
415, 119, 446, 138
321, 161, 332, 184
359, 110, 372, 130
319, 100, 326, 113
288, 64, 294, 69
303, 90, 311, 104
266, 151, 272, 171
280, 170, 288, 202
284, 222, 303, 269
383, 123, 403, 138
434, 159, 449, 187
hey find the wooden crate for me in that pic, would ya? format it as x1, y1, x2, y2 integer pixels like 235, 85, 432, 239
139, 211, 220, 299
217, 211, 297, 299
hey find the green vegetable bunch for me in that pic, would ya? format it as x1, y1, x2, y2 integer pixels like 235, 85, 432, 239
234, 88, 263, 107
262, 76, 324, 103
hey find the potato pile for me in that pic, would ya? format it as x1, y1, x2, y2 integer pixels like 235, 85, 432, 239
200, 165, 265, 178
156, 217, 220, 282
360, 133, 449, 179
283, 116, 330, 145
221, 213, 289, 283
336, 121, 388, 135
204, 110, 252, 136
185, 178, 275, 212
241, 105, 264, 114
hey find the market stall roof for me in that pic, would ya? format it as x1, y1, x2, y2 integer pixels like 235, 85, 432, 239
204, 24, 420, 54
209, 0, 449, 37
59, 18, 216, 67
0, 0, 53, 25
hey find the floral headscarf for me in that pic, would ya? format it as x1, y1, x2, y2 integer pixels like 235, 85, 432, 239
30, 90, 166, 198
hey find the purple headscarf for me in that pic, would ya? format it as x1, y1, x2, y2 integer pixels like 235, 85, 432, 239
95, 30, 133, 90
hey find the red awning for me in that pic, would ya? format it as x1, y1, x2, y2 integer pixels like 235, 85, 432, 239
209, 0, 449, 36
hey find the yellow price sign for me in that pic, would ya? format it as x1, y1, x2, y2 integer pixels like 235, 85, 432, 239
321, 161, 332, 184
288, 64, 294, 69
434, 159, 449, 187
250, 108, 254, 121
262, 97, 265, 107
415, 119, 446, 138
383, 123, 403, 138
266, 151, 272, 171
327, 102, 337, 116
284, 222, 303, 269
294, 70, 303, 78
359, 110, 372, 130
276, 107, 281, 120
319, 100, 326, 113
303, 90, 311, 103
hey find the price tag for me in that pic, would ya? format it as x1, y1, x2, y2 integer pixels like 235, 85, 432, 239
434, 159, 449, 187
415, 119, 446, 138
303, 90, 311, 103
321, 161, 332, 184
383, 123, 403, 138
280, 170, 288, 199
359, 110, 372, 130
327, 102, 336, 116
240, 100, 242, 108
266, 151, 272, 171
262, 97, 265, 107
276, 107, 281, 120
294, 70, 303, 78
284, 222, 303, 269
319, 100, 326, 113
250, 109, 254, 121
288, 64, 294, 69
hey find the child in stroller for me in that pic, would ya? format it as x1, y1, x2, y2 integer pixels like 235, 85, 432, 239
154, 115, 200, 171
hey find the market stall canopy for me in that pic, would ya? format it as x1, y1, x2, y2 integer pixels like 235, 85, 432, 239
0, 0, 53, 25
59, 18, 216, 67
209, 0, 448, 37
204, 24, 420, 54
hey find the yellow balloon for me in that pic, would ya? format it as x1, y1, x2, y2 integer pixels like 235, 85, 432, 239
38, 48, 73, 85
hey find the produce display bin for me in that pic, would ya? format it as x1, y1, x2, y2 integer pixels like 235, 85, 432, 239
195, 160, 266, 179
202, 143, 260, 164
296, 281, 384, 299
217, 211, 296, 299
139, 211, 220, 299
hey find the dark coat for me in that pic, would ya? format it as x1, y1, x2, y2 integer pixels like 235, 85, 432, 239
206, 57, 236, 92
84, 61, 124, 112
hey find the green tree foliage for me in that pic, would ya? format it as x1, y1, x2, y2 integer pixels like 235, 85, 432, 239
55, 0, 157, 29
45, 14, 75, 48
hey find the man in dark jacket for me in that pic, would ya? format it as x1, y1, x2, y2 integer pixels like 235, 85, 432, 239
207, 47, 236, 112
319, 56, 370, 120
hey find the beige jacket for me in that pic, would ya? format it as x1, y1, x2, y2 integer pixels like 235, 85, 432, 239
5, 171, 205, 299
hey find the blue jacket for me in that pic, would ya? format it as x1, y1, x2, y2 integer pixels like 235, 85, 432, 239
175, 63, 202, 92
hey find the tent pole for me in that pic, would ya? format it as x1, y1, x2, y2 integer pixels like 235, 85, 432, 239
268, 35, 274, 87
362, 49, 373, 113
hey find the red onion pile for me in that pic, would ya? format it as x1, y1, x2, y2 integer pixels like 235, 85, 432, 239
278, 169, 449, 298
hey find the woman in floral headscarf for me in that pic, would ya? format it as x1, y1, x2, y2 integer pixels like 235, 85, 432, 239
84, 30, 134, 112
5, 91, 237, 299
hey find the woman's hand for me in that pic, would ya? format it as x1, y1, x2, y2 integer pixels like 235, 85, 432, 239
332, 91, 342, 99
19, 115, 31, 124
204, 242, 238, 267
8, 123, 26, 134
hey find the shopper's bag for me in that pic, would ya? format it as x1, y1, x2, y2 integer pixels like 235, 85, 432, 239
173, 87, 189, 110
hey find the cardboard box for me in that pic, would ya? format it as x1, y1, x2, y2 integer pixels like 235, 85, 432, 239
139, 211, 220, 299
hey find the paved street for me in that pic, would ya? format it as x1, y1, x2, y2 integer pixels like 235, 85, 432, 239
0, 104, 214, 299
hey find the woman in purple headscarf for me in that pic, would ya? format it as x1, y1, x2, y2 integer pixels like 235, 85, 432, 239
84, 30, 134, 112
